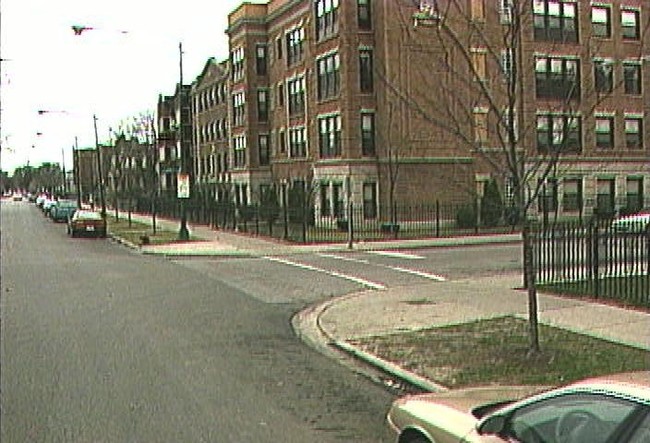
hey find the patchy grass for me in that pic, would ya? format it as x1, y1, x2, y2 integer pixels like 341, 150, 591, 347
349, 316, 650, 389
107, 217, 197, 245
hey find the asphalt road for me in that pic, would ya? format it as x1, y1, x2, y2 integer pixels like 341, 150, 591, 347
0, 201, 395, 442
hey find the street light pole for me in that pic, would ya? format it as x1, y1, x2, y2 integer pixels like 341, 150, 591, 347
177, 42, 190, 240
93, 114, 106, 218
74, 136, 82, 208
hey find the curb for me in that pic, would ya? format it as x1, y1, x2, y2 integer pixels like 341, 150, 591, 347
332, 341, 448, 393
292, 291, 449, 393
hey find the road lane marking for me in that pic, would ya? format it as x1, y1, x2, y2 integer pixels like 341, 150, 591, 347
387, 266, 447, 282
316, 253, 370, 264
366, 250, 425, 260
263, 256, 387, 290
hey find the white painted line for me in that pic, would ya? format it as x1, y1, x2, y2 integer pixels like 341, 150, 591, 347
367, 250, 426, 260
316, 253, 370, 264
263, 256, 387, 290
388, 266, 447, 282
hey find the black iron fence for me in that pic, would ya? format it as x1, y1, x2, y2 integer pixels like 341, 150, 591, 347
531, 219, 650, 307
127, 195, 516, 244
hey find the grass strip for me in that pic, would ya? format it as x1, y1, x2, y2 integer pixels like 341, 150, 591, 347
349, 316, 649, 388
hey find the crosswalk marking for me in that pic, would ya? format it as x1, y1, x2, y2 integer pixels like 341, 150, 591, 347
263, 256, 387, 290
387, 266, 447, 282
366, 250, 425, 260
316, 253, 370, 264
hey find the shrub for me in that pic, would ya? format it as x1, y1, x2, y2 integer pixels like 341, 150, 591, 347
456, 204, 477, 229
481, 179, 504, 227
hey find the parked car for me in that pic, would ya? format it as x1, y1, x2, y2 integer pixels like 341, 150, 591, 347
42, 198, 57, 216
35, 194, 48, 208
67, 210, 107, 238
612, 209, 650, 233
49, 200, 78, 222
387, 371, 650, 443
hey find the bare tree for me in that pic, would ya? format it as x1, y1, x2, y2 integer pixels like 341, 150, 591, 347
382, 0, 648, 352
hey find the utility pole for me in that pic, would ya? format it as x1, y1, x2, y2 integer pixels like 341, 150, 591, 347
93, 114, 106, 218
177, 41, 190, 240
74, 137, 82, 208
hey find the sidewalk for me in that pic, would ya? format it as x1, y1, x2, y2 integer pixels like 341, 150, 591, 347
110, 210, 650, 391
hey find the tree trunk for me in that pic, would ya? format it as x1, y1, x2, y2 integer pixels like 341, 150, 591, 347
523, 224, 540, 353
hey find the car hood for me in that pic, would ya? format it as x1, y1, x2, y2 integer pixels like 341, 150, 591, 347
388, 385, 548, 441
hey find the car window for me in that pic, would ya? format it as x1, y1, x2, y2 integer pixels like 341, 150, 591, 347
629, 412, 650, 443
505, 393, 639, 443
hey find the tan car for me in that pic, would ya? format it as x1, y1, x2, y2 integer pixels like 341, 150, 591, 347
67, 210, 107, 238
387, 371, 650, 443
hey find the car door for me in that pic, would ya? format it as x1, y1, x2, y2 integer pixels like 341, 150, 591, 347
501, 392, 643, 443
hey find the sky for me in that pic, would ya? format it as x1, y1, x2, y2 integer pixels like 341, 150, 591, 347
0, 0, 263, 175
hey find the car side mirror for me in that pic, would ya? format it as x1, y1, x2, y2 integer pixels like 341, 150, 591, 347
477, 414, 506, 435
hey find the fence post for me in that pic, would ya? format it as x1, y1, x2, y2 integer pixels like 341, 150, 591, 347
591, 221, 600, 299
347, 202, 354, 249
435, 200, 440, 237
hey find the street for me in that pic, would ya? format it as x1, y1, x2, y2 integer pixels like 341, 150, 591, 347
1, 201, 396, 442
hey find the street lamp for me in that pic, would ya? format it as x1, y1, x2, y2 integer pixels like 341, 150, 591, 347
177, 42, 190, 240
93, 114, 107, 218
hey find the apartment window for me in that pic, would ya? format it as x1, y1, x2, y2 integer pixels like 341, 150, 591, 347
621, 9, 640, 40
358, 0, 371, 29
361, 113, 375, 155
258, 134, 269, 166
276, 36, 283, 60
232, 92, 245, 126
287, 77, 305, 116
231, 47, 245, 82
277, 83, 285, 107
363, 182, 377, 219
596, 178, 615, 217
320, 182, 331, 216
471, 0, 485, 21
474, 109, 488, 144
563, 178, 582, 212
500, 108, 519, 143
286, 27, 305, 66
538, 178, 558, 212
315, 0, 340, 41
594, 60, 613, 94
533, 0, 578, 43
256, 45, 268, 76
278, 129, 286, 153
317, 53, 340, 100
537, 113, 582, 152
500, 0, 513, 24
471, 50, 487, 82
319, 114, 342, 158
257, 89, 269, 122
595, 117, 614, 148
233, 135, 247, 168
501, 49, 514, 83
626, 178, 644, 213
535, 56, 580, 99
333, 183, 344, 218
591, 6, 611, 38
289, 127, 307, 158
623, 63, 641, 95
359, 49, 374, 92
625, 117, 643, 149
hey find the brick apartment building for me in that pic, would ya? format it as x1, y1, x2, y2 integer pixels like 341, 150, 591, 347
191, 58, 231, 202
166, 0, 648, 224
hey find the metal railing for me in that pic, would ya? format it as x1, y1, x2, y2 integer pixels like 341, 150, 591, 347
531, 219, 650, 307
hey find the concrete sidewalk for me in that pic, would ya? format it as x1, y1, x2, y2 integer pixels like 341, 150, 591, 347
110, 210, 650, 390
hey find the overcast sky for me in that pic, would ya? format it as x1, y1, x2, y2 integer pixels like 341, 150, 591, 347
1, 0, 261, 174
